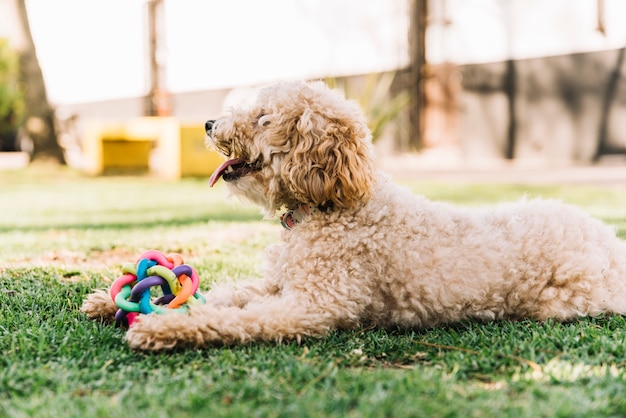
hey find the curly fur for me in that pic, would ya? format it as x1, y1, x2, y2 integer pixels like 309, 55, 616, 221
81, 80, 626, 351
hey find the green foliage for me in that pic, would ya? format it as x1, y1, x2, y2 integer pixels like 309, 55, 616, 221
2, 166, 626, 417
325, 72, 410, 142
0, 38, 24, 141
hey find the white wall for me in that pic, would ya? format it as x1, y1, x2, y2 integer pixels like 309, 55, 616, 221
2, 0, 409, 105
427, 0, 626, 64
4, 0, 625, 105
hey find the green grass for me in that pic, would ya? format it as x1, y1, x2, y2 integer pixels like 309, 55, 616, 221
2, 163, 626, 417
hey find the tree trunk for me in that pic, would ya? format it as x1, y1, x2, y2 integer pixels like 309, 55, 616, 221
594, 47, 625, 160
393, 0, 427, 151
145, 0, 171, 117
8, 0, 65, 163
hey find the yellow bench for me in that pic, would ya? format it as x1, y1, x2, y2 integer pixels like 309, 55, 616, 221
83, 117, 222, 179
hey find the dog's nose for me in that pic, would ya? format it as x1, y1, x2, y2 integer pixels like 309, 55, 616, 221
205, 120, 215, 134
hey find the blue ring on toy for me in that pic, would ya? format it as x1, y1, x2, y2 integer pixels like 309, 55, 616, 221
136, 258, 156, 282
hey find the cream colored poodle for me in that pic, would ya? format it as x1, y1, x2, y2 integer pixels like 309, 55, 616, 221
82, 80, 626, 351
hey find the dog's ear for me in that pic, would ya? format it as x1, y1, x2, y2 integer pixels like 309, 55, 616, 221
281, 108, 376, 210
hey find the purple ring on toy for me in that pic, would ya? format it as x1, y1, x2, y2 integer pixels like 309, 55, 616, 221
132, 275, 166, 313
172, 264, 200, 294
154, 294, 176, 305
115, 309, 129, 324
131, 275, 167, 301
172, 264, 192, 277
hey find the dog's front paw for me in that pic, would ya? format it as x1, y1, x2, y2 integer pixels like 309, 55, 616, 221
80, 289, 117, 322
125, 311, 220, 351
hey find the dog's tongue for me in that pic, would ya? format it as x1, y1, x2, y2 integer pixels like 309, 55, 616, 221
209, 158, 247, 187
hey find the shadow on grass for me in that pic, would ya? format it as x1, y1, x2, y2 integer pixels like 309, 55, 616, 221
0, 211, 267, 233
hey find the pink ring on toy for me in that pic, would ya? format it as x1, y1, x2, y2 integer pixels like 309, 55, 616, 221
189, 267, 200, 294
109, 273, 137, 302
139, 250, 175, 269
126, 312, 138, 326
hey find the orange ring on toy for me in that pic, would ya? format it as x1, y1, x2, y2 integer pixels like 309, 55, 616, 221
167, 253, 184, 267
167, 274, 193, 309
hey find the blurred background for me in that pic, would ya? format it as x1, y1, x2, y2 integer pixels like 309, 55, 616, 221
1, 0, 625, 176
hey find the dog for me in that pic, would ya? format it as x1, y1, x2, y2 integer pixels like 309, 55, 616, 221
81, 80, 626, 350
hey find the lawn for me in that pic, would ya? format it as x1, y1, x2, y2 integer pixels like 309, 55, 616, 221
2, 163, 626, 417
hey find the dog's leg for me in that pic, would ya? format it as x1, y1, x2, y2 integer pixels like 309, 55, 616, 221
81, 289, 118, 323
124, 294, 346, 350
203, 279, 278, 308
80, 278, 274, 325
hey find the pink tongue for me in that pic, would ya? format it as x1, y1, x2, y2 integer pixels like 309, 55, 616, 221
209, 158, 247, 187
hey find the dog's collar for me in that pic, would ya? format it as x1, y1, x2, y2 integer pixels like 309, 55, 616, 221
280, 204, 320, 230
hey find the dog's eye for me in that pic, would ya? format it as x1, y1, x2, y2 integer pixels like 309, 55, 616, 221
258, 114, 272, 127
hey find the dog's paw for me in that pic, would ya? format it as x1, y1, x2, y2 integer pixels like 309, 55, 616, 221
80, 289, 117, 322
125, 311, 220, 351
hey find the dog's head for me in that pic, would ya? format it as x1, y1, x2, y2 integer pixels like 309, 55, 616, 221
206, 81, 376, 216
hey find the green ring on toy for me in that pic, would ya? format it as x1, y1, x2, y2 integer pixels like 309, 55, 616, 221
114, 285, 140, 313
121, 262, 137, 275
147, 265, 182, 295
190, 292, 206, 305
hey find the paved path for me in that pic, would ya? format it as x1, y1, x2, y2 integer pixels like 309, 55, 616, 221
378, 154, 626, 185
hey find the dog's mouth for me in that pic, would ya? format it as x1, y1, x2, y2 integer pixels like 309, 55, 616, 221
209, 158, 262, 187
